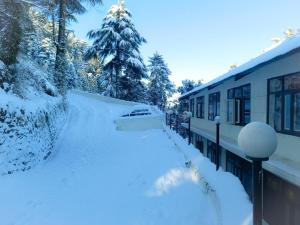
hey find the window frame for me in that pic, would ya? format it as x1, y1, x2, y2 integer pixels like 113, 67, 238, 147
196, 96, 205, 119
189, 98, 195, 117
208, 92, 220, 121
195, 134, 204, 153
227, 83, 251, 126
267, 72, 300, 137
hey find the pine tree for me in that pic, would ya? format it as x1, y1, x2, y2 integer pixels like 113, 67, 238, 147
147, 53, 175, 109
85, 0, 147, 101
177, 79, 202, 95
54, 0, 102, 95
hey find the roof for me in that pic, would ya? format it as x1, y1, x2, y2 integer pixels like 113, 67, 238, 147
179, 34, 300, 100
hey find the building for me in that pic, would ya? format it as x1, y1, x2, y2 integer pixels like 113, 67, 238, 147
179, 35, 300, 225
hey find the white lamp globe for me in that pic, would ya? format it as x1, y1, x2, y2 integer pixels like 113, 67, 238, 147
238, 122, 277, 160
214, 116, 221, 124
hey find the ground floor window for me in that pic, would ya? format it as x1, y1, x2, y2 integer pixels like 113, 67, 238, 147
207, 140, 221, 165
263, 170, 300, 225
226, 151, 252, 199
195, 134, 204, 153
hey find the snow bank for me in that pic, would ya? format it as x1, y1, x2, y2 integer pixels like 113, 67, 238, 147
115, 104, 164, 131
72, 89, 137, 106
165, 128, 253, 225
0, 89, 66, 175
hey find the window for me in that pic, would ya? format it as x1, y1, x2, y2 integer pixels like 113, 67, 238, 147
268, 73, 300, 136
196, 96, 205, 118
263, 170, 300, 225
195, 134, 204, 153
189, 98, 195, 117
226, 151, 252, 200
207, 140, 221, 165
208, 92, 220, 121
227, 84, 251, 125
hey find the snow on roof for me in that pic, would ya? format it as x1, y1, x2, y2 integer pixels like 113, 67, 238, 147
180, 34, 300, 99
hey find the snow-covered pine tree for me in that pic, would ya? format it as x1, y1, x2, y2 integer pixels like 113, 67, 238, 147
85, 0, 147, 101
54, 0, 102, 95
147, 53, 175, 109
120, 53, 148, 102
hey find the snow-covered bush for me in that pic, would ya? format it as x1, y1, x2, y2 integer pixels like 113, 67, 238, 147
0, 91, 66, 175
0, 56, 65, 175
13, 55, 57, 98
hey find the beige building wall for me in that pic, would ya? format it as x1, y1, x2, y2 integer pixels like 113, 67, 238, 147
186, 50, 300, 184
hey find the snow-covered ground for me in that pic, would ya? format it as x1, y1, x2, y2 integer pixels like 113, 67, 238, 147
0, 92, 251, 225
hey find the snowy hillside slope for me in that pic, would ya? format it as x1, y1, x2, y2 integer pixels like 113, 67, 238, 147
0, 57, 66, 175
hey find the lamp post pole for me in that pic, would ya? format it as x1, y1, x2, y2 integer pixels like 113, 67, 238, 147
165, 112, 168, 126
176, 113, 179, 133
188, 117, 191, 145
238, 122, 277, 225
252, 159, 263, 225
215, 118, 220, 170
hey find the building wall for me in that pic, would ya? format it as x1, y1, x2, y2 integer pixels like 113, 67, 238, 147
180, 49, 300, 225
188, 50, 300, 164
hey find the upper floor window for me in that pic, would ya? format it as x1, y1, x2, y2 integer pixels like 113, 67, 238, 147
208, 92, 220, 121
268, 73, 300, 136
196, 96, 205, 118
189, 98, 195, 117
227, 84, 251, 125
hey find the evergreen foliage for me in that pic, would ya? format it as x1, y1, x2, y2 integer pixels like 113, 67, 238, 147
0, 0, 22, 65
54, 0, 102, 95
86, 1, 147, 101
177, 79, 202, 94
147, 53, 175, 109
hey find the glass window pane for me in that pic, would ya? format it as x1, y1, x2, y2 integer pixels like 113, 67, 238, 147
294, 93, 300, 131
227, 100, 234, 123
284, 74, 300, 90
270, 78, 282, 92
284, 95, 291, 130
275, 94, 282, 131
235, 88, 242, 98
228, 89, 234, 99
244, 99, 251, 124
269, 94, 275, 128
243, 85, 251, 98
269, 94, 282, 131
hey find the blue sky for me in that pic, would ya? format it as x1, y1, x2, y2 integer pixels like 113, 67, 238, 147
71, 0, 300, 86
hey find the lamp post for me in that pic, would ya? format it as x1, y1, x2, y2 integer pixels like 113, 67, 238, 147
165, 111, 168, 126
167, 110, 173, 129
215, 116, 221, 170
238, 122, 277, 225
183, 111, 192, 145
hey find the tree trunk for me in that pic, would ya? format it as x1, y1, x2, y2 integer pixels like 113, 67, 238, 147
54, 0, 66, 95
51, 12, 55, 42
